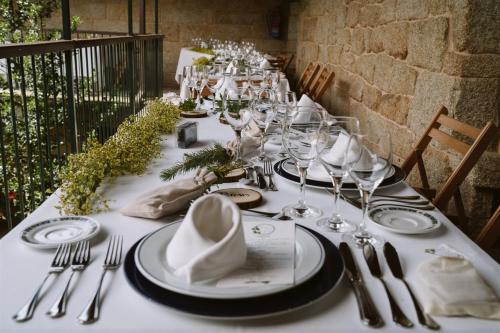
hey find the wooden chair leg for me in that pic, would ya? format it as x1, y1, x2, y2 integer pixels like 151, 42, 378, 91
453, 189, 468, 232
476, 206, 500, 250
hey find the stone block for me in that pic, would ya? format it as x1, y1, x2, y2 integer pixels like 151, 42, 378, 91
451, 0, 500, 53
346, 1, 362, 27
349, 74, 364, 102
327, 45, 343, 64
359, 4, 383, 27
351, 28, 366, 55
443, 52, 500, 78
408, 71, 460, 137
407, 17, 448, 71
389, 61, 418, 95
380, 0, 397, 24
469, 152, 500, 189
335, 4, 348, 28
376, 93, 410, 125
302, 17, 318, 41
354, 54, 376, 84
395, 0, 429, 20
334, 28, 352, 46
373, 54, 393, 92
454, 78, 498, 129
363, 83, 382, 109
368, 27, 384, 53
427, 0, 448, 15
315, 16, 330, 44
340, 50, 356, 71
382, 22, 408, 59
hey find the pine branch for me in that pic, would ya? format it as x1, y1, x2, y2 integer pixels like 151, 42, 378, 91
160, 143, 232, 181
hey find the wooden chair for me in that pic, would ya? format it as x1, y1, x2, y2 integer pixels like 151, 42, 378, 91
297, 62, 320, 96
269, 54, 294, 73
401, 106, 497, 230
282, 54, 294, 73
308, 67, 335, 102
476, 206, 500, 250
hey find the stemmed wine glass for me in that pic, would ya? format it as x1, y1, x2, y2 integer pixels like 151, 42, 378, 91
282, 106, 324, 218
275, 91, 297, 158
250, 88, 278, 161
315, 117, 360, 233
206, 64, 224, 115
189, 67, 206, 111
223, 89, 252, 164
341, 131, 393, 247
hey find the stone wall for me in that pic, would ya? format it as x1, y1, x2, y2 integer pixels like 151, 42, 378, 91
294, 0, 499, 230
46, 0, 291, 87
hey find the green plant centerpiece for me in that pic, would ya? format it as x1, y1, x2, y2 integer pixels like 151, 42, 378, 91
179, 98, 197, 112
160, 144, 241, 182
192, 56, 210, 70
190, 47, 215, 55
57, 100, 181, 215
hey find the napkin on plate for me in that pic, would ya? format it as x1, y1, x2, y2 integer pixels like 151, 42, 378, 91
215, 77, 239, 99
308, 131, 373, 179
294, 94, 324, 123
225, 120, 260, 158
166, 194, 247, 283
415, 257, 500, 320
120, 168, 217, 219
225, 61, 236, 74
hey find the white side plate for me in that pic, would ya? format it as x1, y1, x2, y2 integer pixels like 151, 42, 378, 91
369, 206, 440, 234
20, 216, 100, 249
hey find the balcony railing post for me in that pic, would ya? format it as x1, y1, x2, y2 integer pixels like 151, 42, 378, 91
127, 0, 136, 115
61, 0, 78, 153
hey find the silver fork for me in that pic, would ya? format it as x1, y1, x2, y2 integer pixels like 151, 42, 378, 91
47, 240, 90, 318
13, 243, 72, 322
78, 235, 123, 324
263, 159, 278, 191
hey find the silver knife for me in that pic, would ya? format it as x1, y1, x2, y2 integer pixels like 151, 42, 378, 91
383, 242, 440, 330
254, 166, 268, 190
363, 243, 414, 328
339, 242, 384, 328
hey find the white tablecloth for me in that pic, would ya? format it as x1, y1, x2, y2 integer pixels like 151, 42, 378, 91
1, 113, 499, 333
175, 47, 214, 83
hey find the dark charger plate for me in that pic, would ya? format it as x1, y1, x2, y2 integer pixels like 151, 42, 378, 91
124, 225, 344, 319
273, 158, 406, 190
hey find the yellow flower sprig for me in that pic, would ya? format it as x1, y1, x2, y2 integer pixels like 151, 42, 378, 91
57, 99, 181, 215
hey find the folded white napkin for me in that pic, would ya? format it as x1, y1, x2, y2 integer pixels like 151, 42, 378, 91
415, 257, 500, 320
225, 61, 236, 74
309, 131, 373, 179
166, 194, 247, 283
215, 77, 239, 99
120, 168, 217, 219
180, 77, 191, 100
294, 94, 324, 123
260, 59, 272, 69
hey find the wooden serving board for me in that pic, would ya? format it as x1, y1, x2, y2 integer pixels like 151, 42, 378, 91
212, 188, 262, 209
181, 110, 207, 118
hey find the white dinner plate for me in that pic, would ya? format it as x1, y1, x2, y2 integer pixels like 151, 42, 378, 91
135, 217, 325, 299
288, 159, 396, 183
369, 206, 440, 234
20, 216, 100, 249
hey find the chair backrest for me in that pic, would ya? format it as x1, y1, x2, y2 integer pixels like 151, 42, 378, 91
476, 206, 500, 250
309, 67, 335, 102
297, 62, 320, 95
401, 106, 497, 215
282, 54, 294, 73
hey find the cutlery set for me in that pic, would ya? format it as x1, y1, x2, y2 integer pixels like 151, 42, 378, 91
243, 159, 278, 191
340, 241, 440, 330
13, 236, 123, 324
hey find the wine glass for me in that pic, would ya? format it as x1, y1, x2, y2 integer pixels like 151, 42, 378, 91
274, 91, 297, 157
282, 106, 324, 218
250, 88, 278, 161
206, 64, 224, 114
190, 67, 206, 111
316, 117, 360, 233
223, 90, 252, 164
341, 131, 393, 247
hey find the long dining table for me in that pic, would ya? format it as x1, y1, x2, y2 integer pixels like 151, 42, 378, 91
0, 110, 499, 333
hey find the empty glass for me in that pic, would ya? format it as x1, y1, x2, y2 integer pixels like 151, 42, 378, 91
282, 106, 324, 218
250, 88, 278, 161
341, 131, 393, 247
223, 91, 252, 164
315, 117, 360, 233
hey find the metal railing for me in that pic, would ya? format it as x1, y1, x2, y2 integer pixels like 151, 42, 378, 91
0, 34, 163, 230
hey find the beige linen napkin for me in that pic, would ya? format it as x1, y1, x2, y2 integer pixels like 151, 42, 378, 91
415, 257, 500, 320
120, 168, 217, 219
166, 194, 247, 283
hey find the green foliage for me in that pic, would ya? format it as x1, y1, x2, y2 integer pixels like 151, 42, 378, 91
160, 144, 235, 181
192, 56, 210, 70
57, 100, 181, 215
179, 98, 197, 112
190, 47, 215, 55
